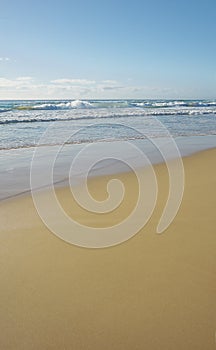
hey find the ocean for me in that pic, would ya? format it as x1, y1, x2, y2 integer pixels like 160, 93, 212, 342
0, 99, 216, 200
0, 99, 216, 149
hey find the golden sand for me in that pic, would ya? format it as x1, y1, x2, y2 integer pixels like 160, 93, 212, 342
0, 149, 216, 349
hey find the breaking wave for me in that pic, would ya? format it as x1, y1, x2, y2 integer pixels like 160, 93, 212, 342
1, 99, 216, 113
1, 106, 216, 125
1, 99, 216, 150
16, 100, 94, 110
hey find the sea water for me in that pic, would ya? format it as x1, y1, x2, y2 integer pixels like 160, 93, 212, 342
0, 99, 216, 199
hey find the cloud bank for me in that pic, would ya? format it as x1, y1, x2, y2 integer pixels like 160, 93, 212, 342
0, 76, 174, 99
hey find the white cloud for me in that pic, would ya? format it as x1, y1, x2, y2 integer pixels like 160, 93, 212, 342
101, 80, 119, 85
0, 77, 34, 89
0, 57, 11, 62
51, 79, 96, 85
16, 76, 33, 81
0, 76, 176, 99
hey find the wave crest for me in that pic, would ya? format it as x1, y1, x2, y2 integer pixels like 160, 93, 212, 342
1, 107, 216, 125
17, 100, 94, 111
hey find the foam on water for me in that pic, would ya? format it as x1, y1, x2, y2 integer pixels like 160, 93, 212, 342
0, 99, 216, 150
0, 99, 216, 201
1, 99, 216, 113
25, 100, 94, 110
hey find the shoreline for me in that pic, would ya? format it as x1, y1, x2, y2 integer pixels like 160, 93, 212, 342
0, 146, 211, 204
1, 134, 216, 203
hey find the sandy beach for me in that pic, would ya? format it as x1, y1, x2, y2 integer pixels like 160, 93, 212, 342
0, 148, 216, 349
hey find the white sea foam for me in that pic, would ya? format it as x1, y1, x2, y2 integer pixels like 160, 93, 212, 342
0, 99, 216, 150
1, 104, 216, 124
31, 100, 94, 110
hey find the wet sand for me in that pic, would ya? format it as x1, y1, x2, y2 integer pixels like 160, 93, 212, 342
0, 149, 216, 349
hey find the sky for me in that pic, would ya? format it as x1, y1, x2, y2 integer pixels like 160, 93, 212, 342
0, 0, 216, 99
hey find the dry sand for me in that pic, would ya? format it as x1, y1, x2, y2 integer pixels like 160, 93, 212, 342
0, 149, 216, 349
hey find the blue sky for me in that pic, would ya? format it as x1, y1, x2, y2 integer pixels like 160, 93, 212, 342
0, 0, 216, 99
